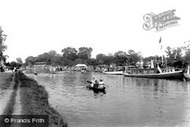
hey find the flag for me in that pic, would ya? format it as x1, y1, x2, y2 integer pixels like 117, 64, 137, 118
174, 49, 177, 59
157, 65, 162, 73
159, 37, 162, 43
159, 37, 162, 49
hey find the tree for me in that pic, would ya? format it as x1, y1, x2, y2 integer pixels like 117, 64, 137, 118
16, 57, 23, 64
96, 53, 106, 64
86, 58, 99, 66
36, 53, 50, 63
0, 27, 7, 54
165, 46, 183, 67
61, 58, 74, 66
165, 46, 182, 59
10, 61, 17, 68
96, 53, 115, 65
48, 50, 57, 57
25, 56, 36, 66
52, 54, 63, 66
114, 51, 128, 66
61, 47, 78, 61
48, 50, 59, 65
185, 50, 190, 64
181, 41, 190, 64
104, 55, 114, 65
78, 47, 93, 60
127, 49, 142, 65
0, 26, 7, 64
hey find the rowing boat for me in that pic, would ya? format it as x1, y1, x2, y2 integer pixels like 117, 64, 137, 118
86, 80, 106, 92
86, 85, 106, 91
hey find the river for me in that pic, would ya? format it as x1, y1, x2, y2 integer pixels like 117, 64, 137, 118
26, 71, 190, 127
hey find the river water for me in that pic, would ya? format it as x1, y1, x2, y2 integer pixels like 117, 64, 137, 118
26, 71, 190, 127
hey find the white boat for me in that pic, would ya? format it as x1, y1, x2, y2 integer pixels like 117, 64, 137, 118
123, 70, 183, 80
123, 65, 184, 80
102, 71, 124, 75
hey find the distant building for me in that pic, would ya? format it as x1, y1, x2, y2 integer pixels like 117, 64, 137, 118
75, 64, 87, 71
34, 62, 47, 67
25, 62, 52, 74
33, 62, 49, 73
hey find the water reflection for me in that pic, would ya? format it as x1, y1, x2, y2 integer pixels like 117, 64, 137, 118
187, 82, 190, 93
26, 72, 190, 127
86, 88, 106, 98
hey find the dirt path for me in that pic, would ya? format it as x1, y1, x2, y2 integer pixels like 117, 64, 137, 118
12, 81, 22, 115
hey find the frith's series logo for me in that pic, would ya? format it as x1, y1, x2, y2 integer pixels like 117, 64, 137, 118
143, 9, 180, 31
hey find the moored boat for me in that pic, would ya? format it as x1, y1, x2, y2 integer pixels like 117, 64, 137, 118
123, 67, 184, 80
102, 71, 123, 75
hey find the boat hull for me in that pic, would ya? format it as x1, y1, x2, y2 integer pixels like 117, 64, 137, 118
103, 71, 123, 75
86, 85, 106, 92
123, 70, 184, 80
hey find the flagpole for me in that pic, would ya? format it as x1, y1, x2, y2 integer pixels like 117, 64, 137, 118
159, 37, 164, 67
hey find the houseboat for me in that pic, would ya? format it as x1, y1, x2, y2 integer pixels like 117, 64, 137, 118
123, 66, 184, 80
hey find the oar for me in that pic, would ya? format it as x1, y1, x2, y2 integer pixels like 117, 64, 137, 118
86, 80, 92, 84
104, 84, 109, 87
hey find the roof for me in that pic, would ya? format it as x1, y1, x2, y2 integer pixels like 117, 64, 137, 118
75, 64, 87, 67
34, 62, 47, 65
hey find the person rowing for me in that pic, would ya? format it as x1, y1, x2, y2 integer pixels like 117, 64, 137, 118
98, 78, 105, 89
90, 78, 96, 87
88, 78, 106, 89
94, 80, 99, 88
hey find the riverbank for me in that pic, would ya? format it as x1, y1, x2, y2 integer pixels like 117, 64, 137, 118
18, 71, 68, 127
0, 71, 68, 127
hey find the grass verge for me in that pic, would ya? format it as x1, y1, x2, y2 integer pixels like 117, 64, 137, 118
18, 71, 68, 127
0, 72, 13, 90
3, 72, 19, 115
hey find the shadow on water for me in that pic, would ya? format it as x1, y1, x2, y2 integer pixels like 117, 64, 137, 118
86, 87, 106, 98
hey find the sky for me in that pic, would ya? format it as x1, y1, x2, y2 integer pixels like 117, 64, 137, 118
0, 0, 190, 62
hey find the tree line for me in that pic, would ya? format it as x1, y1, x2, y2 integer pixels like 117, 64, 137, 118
23, 47, 142, 67
22, 44, 190, 68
